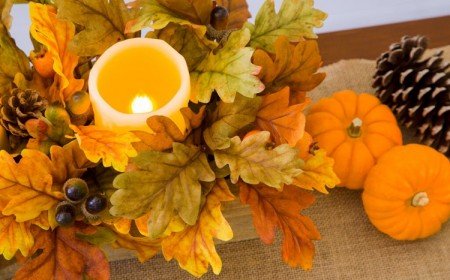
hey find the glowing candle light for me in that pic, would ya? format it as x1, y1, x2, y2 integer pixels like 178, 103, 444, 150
88, 38, 190, 133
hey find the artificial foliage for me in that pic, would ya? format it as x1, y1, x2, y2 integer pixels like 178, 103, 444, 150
373, 35, 450, 156
0, 0, 340, 278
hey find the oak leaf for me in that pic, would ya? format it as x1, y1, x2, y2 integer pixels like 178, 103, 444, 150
162, 179, 234, 277
246, 0, 327, 52
132, 106, 206, 153
112, 231, 161, 262
148, 23, 217, 70
56, 0, 136, 56
214, 131, 303, 189
0, 149, 63, 223
30, 3, 84, 103
253, 36, 325, 94
216, 0, 251, 29
14, 226, 110, 280
127, 0, 212, 35
256, 87, 309, 146
0, 1, 31, 93
0, 215, 33, 260
204, 94, 262, 150
110, 143, 215, 238
239, 182, 320, 269
190, 28, 265, 103
71, 125, 140, 172
292, 148, 339, 194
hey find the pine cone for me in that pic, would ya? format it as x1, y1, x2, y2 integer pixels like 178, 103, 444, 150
373, 35, 450, 156
0, 88, 48, 137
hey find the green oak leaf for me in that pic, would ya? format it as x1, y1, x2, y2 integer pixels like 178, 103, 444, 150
110, 143, 215, 238
203, 94, 261, 150
0, 0, 31, 93
148, 23, 217, 70
191, 28, 265, 103
214, 131, 303, 189
127, 0, 212, 35
55, 0, 136, 56
246, 0, 327, 52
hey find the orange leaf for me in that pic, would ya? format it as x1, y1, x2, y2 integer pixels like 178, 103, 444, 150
216, 0, 251, 29
161, 179, 234, 277
111, 230, 161, 263
256, 87, 309, 146
0, 215, 34, 260
239, 182, 320, 269
133, 107, 206, 153
253, 36, 325, 95
71, 125, 140, 172
0, 150, 63, 224
29, 3, 84, 103
14, 226, 109, 280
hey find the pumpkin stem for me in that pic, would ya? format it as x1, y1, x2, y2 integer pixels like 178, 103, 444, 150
347, 118, 363, 138
411, 192, 430, 207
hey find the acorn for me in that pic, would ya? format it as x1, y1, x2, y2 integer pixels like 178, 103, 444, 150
63, 178, 89, 204
84, 194, 108, 214
55, 202, 77, 227
30, 48, 55, 79
67, 91, 91, 116
210, 4, 229, 30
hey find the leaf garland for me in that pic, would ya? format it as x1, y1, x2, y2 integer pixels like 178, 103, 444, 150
190, 28, 265, 103
0, 0, 31, 93
214, 131, 303, 189
256, 87, 309, 146
246, 0, 327, 52
162, 179, 234, 277
204, 94, 262, 150
29, 3, 84, 103
14, 226, 110, 280
110, 143, 215, 238
239, 182, 320, 270
253, 36, 325, 94
55, 0, 136, 56
71, 125, 140, 172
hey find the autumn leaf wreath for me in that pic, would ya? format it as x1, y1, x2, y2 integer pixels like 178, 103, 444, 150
0, 0, 339, 278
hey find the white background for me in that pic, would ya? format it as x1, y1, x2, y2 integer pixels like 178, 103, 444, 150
9, 0, 450, 54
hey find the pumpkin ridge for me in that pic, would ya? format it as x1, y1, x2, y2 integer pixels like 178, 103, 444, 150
364, 130, 401, 146
356, 94, 381, 120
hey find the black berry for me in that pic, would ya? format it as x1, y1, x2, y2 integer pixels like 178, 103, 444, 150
210, 5, 229, 30
55, 203, 76, 227
84, 194, 108, 214
63, 178, 89, 203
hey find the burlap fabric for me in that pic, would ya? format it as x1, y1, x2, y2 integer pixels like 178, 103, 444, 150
110, 46, 450, 280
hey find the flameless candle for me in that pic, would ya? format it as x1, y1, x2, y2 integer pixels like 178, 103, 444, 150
88, 38, 190, 133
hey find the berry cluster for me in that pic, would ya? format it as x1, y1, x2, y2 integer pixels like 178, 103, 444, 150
55, 178, 108, 227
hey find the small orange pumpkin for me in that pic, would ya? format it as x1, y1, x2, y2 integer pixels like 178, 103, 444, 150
363, 144, 450, 240
306, 90, 402, 189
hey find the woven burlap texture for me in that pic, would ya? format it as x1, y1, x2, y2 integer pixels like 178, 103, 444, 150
110, 47, 450, 280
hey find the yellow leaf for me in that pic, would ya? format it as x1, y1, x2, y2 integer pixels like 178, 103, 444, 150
0, 150, 63, 223
29, 3, 84, 103
112, 218, 131, 235
112, 231, 161, 263
292, 149, 340, 194
0, 215, 34, 260
161, 179, 234, 277
71, 125, 140, 172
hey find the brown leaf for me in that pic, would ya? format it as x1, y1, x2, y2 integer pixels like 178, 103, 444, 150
256, 87, 309, 146
239, 182, 320, 269
14, 226, 110, 280
216, 0, 251, 29
133, 106, 206, 152
253, 36, 325, 94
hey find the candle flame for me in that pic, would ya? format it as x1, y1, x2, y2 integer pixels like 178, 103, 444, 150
131, 94, 154, 113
